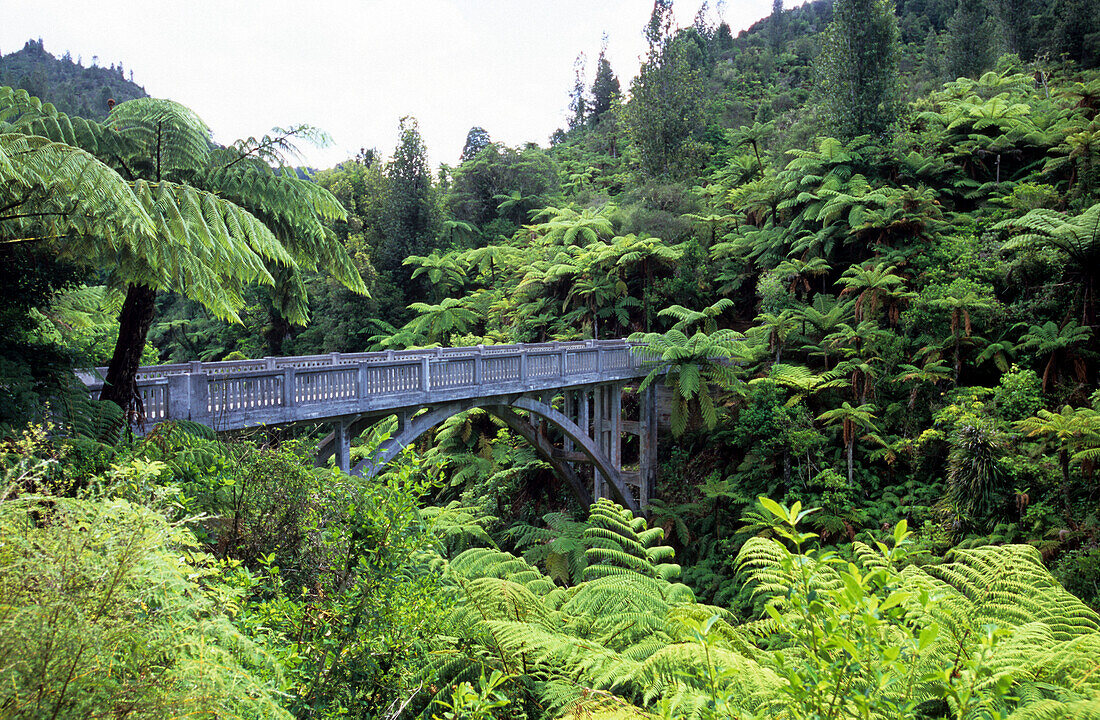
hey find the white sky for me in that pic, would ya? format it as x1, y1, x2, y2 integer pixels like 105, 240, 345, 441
3, 1, 798, 169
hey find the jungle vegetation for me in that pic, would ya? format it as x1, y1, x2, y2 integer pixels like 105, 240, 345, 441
4, 0, 1100, 717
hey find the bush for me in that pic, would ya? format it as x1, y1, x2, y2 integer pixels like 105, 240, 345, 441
0, 491, 289, 719
994, 365, 1042, 421
1053, 546, 1100, 611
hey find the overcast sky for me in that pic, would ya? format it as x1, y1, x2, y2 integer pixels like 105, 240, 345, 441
3, 1, 798, 169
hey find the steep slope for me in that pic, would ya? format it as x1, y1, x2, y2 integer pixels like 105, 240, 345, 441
0, 38, 147, 120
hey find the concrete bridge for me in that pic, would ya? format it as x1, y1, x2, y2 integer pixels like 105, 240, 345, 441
80, 340, 661, 513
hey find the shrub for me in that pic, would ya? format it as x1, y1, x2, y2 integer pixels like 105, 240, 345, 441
0, 491, 289, 719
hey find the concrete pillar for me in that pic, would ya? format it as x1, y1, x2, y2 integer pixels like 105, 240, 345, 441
334, 418, 351, 473
563, 390, 574, 452
611, 383, 622, 472
593, 386, 605, 500
579, 389, 590, 438
168, 374, 190, 421
639, 384, 657, 506
283, 368, 297, 408
357, 364, 370, 398
595, 384, 616, 501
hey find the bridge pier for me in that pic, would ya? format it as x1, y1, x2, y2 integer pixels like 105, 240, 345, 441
333, 417, 352, 473
639, 384, 656, 504
549, 381, 655, 509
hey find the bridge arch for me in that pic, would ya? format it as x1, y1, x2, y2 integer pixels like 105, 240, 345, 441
350, 393, 639, 513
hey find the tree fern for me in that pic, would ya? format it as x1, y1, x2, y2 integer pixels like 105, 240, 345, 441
507, 511, 592, 585
0, 133, 155, 248
0, 86, 365, 419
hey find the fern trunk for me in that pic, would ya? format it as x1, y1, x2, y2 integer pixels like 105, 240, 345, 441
100, 282, 157, 423
265, 308, 292, 355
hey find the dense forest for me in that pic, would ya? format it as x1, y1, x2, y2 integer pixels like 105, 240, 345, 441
4, 0, 1100, 717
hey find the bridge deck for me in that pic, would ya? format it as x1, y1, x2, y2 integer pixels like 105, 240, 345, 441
80, 340, 651, 431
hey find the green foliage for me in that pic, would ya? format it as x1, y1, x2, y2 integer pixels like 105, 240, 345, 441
583, 498, 685, 585
12, 17, 1100, 720
741, 498, 1100, 720
446, 142, 559, 229
622, 35, 709, 179
817, 0, 902, 139
379, 116, 440, 279
431, 670, 511, 720
631, 327, 743, 435
946, 419, 1011, 522
0, 490, 290, 719
217, 448, 447, 717
944, 1, 999, 80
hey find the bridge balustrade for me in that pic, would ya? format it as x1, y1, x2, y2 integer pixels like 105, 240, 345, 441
79, 340, 648, 432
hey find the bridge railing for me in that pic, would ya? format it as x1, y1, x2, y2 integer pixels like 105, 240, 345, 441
79, 340, 649, 430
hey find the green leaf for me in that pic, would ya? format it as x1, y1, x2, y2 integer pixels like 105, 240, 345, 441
758, 497, 789, 523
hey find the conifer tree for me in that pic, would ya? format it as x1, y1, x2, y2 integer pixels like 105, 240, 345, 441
768, 0, 787, 51
568, 52, 588, 129
459, 126, 490, 163
989, 0, 1042, 60
645, 0, 675, 54
945, 1, 998, 80
589, 37, 620, 124
624, 2, 707, 178
380, 116, 437, 280
817, 0, 902, 140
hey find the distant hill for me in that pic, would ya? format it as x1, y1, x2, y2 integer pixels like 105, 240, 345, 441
0, 38, 147, 119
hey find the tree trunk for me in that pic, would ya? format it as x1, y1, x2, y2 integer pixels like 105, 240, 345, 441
100, 283, 158, 424
847, 441, 854, 486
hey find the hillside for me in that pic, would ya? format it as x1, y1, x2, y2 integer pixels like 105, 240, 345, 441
0, 38, 146, 119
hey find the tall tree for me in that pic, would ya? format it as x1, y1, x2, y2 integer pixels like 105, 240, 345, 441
989, 0, 1042, 60
944, 1, 998, 80
568, 52, 588, 130
446, 143, 559, 228
589, 37, 620, 124
817, 401, 879, 485
768, 0, 787, 51
0, 89, 365, 419
817, 0, 902, 140
623, 36, 708, 178
459, 126, 490, 163
645, 0, 675, 55
380, 116, 438, 280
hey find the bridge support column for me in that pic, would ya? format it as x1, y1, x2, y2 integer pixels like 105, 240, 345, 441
593, 387, 604, 499
639, 384, 657, 506
563, 390, 575, 453
611, 383, 622, 472
594, 383, 621, 501
578, 388, 590, 438
333, 418, 352, 473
